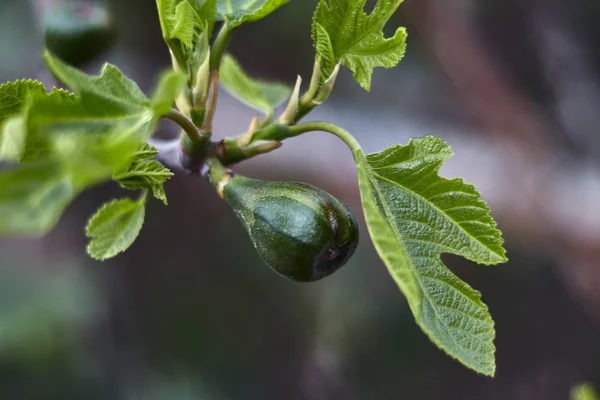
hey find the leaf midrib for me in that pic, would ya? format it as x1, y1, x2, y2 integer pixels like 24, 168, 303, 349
364, 166, 471, 360
371, 169, 504, 262
91, 203, 141, 255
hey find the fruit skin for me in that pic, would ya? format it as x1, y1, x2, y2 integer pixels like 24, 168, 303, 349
43, 2, 115, 66
221, 174, 359, 282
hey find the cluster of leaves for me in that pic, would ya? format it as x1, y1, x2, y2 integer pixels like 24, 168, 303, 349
0, 0, 507, 376
0, 53, 183, 249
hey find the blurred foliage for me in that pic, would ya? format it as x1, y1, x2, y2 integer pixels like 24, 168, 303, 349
0, 261, 103, 399
572, 383, 600, 400
1, 0, 600, 399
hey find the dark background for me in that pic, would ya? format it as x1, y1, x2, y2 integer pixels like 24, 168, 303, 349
0, 0, 599, 399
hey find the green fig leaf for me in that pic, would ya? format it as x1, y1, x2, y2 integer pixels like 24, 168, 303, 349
156, 0, 217, 74
0, 80, 76, 161
355, 136, 507, 376
114, 148, 173, 206
129, 143, 160, 162
157, 0, 217, 40
12, 53, 180, 163
0, 160, 77, 236
114, 160, 173, 188
0, 123, 147, 237
216, 0, 290, 28
171, 1, 198, 49
312, 0, 407, 90
0, 80, 46, 125
114, 159, 173, 200
313, 23, 336, 79
0, 58, 182, 235
44, 50, 149, 108
86, 196, 147, 260
151, 184, 169, 205
20, 92, 152, 163
220, 54, 291, 114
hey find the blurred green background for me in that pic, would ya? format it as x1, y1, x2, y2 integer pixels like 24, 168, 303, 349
1, 0, 600, 399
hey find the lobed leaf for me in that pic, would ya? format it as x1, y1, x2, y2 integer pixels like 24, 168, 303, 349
0, 55, 184, 236
216, 0, 290, 28
157, 0, 217, 39
30, 54, 156, 162
355, 136, 506, 375
86, 196, 147, 260
114, 149, 173, 205
21, 94, 153, 163
312, 0, 407, 90
44, 51, 149, 110
220, 54, 291, 114
13, 53, 180, 164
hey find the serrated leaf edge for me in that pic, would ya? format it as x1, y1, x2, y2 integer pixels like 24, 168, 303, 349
85, 196, 146, 261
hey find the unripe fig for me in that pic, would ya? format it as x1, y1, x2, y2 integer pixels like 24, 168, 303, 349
220, 173, 359, 282
43, 1, 115, 66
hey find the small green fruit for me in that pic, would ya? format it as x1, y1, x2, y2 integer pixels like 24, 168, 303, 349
221, 174, 359, 282
43, 1, 115, 66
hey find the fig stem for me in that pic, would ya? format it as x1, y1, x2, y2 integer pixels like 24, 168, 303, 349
164, 109, 202, 142
216, 121, 361, 165
204, 157, 232, 198
210, 24, 235, 71
199, 70, 220, 136
287, 122, 362, 156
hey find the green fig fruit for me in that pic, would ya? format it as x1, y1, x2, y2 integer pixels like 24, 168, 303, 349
43, 1, 115, 66
219, 173, 359, 282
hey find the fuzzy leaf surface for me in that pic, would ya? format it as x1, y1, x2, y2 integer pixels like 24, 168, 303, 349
114, 160, 173, 187
86, 197, 146, 260
115, 160, 173, 188
0, 80, 45, 125
312, 0, 407, 90
114, 148, 173, 205
157, 0, 217, 40
216, 0, 290, 27
129, 143, 160, 162
17, 53, 179, 163
44, 51, 149, 109
0, 80, 76, 161
0, 161, 77, 236
355, 136, 507, 375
